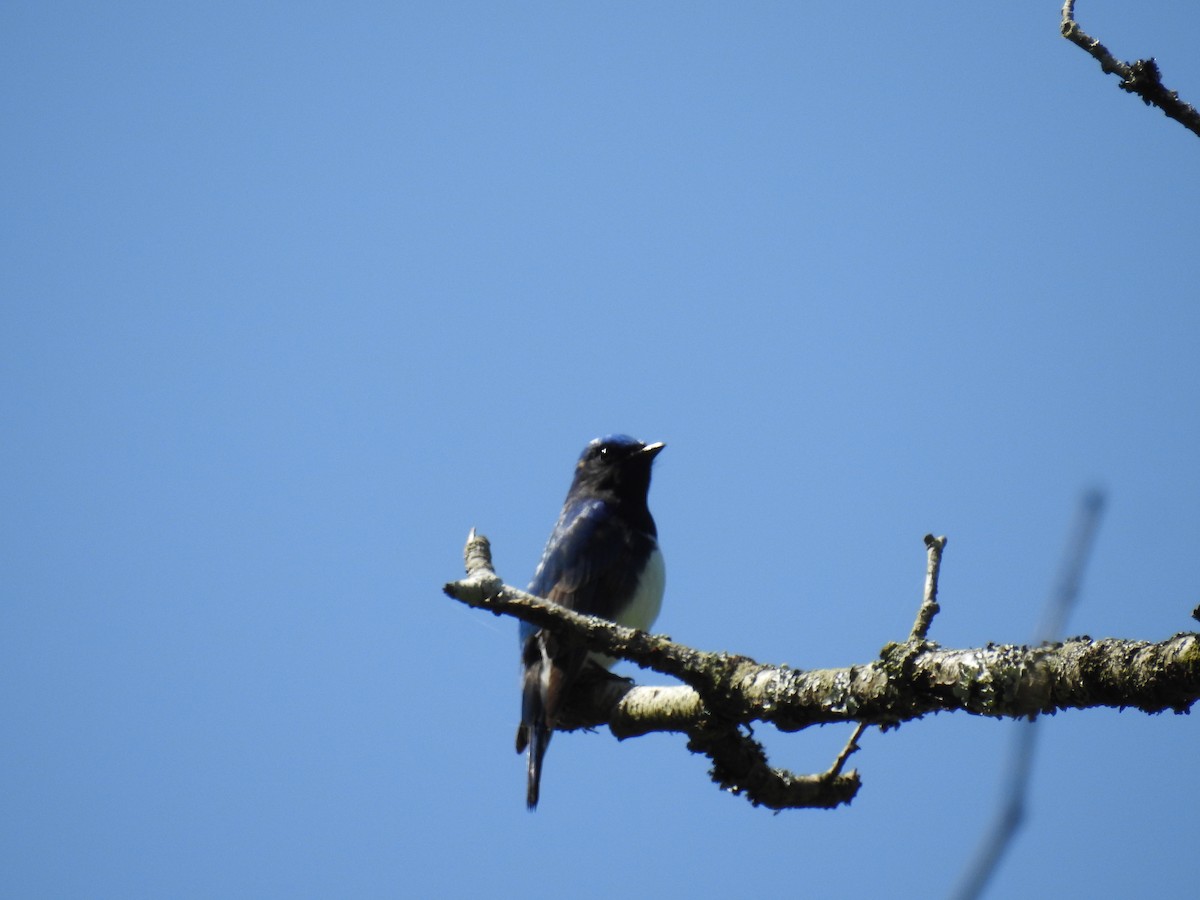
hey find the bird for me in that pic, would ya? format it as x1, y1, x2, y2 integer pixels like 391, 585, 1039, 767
516, 435, 666, 809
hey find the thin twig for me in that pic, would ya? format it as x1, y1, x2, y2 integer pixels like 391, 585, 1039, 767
826, 721, 869, 780
844, 531, 948, 780
1061, 0, 1200, 138
910, 534, 947, 642
834, 533, 948, 782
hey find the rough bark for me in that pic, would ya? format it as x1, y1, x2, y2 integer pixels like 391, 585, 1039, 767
445, 531, 1199, 809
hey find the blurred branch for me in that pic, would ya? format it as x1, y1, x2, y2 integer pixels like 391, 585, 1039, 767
1035, 489, 1106, 645
1061, 1, 1200, 138
953, 489, 1106, 900
444, 527, 1200, 811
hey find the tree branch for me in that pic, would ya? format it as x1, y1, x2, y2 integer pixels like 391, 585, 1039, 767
1061, 0, 1200, 138
444, 530, 1200, 810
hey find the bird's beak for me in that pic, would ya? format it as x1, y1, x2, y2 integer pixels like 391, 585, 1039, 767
641, 441, 666, 459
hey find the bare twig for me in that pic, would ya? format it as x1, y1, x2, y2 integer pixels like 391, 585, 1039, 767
1061, 0, 1200, 138
444, 529, 756, 703
910, 534, 947, 642
826, 721, 869, 780
840, 532, 947, 782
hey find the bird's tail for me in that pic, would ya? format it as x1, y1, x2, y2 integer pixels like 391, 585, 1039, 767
518, 632, 565, 810
517, 660, 553, 810
522, 720, 550, 810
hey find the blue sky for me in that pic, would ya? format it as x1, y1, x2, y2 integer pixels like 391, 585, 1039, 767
3, 3, 1198, 897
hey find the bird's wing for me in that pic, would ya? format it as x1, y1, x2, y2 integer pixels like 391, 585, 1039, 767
526, 497, 643, 619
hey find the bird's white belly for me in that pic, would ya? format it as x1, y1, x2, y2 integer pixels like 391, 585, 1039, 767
592, 546, 664, 670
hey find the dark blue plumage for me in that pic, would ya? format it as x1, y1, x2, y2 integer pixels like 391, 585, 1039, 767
516, 435, 665, 809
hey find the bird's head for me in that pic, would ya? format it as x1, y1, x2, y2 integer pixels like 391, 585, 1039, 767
571, 434, 665, 500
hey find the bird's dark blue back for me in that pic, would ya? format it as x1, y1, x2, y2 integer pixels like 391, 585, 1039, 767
521, 497, 657, 641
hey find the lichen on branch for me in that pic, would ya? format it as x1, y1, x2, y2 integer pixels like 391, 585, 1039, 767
444, 530, 1200, 810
